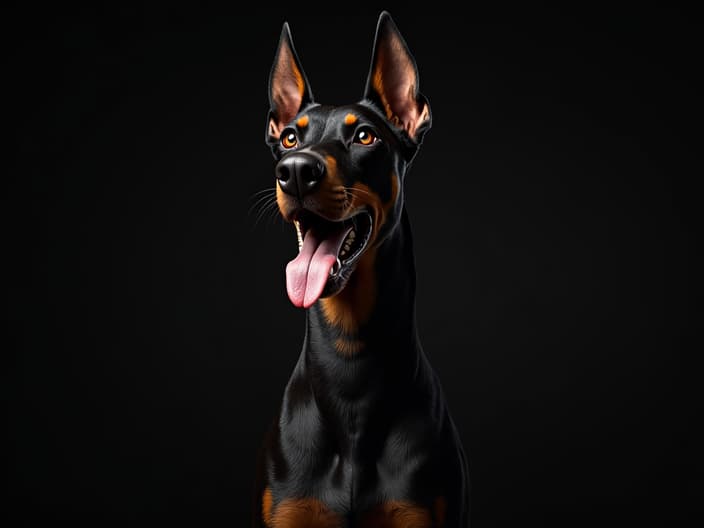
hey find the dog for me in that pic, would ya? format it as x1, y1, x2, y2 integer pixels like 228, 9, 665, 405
253, 11, 470, 527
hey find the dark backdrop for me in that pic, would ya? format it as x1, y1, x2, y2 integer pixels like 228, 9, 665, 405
8, 5, 701, 527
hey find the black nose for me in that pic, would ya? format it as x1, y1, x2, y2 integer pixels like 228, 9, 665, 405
276, 152, 326, 198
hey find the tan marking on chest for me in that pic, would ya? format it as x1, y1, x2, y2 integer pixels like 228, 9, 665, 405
270, 496, 340, 528
360, 500, 433, 527
262, 487, 273, 526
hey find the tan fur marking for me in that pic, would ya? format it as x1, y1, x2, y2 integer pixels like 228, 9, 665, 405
357, 176, 397, 250
276, 181, 291, 221
344, 113, 358, 125
321, 247, 376, 333
270, 497, 340, 528
270, 43, 306, 132
371, 32, 428, 138
314, 156, 346, 217
269, 119, 283, 140
360, 500, 433, 527
373, 59, 395, 122
296, 115, 309, 127
290, 56, 305, 99
325, 155, 338, 179
334, 337, 365, 356
372, 32, 411, 126
262, 488, 273, 526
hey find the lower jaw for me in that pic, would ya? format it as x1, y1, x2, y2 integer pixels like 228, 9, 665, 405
320, 242, 379, 301
320, 268, 351, 299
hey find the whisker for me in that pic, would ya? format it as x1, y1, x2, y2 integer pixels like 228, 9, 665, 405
264, 201, 283, 226
248, 187, 277, 200
344, 191, 374, 208
250, 201, 270, 230
345, 191, 368, 202
263, 199, 282, 223
343, 187, 377, 206
321, 189, 347, 197
252, 197, 278, 229
343, 186, 374, 197
247, 191, 276, 217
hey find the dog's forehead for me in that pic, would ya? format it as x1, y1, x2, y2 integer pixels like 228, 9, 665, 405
303, 104, 387, 130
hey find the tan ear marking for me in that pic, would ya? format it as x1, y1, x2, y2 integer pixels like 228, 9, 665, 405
372, 65, 394, 121
270, 39, 307, 130
366, 15, 430, 140
269, 120, 282, 140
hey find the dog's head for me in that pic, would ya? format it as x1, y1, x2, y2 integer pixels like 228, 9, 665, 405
265, 12, 431, 309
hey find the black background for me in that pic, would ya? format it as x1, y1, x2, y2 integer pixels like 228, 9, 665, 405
8, 4, 702, 527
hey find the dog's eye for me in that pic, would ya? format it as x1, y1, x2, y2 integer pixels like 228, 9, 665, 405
354, 128, 378, 146
281, 130, 298, 149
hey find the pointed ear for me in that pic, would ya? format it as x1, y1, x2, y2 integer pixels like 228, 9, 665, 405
266, 22, 314, 143
363, 12, 431, 143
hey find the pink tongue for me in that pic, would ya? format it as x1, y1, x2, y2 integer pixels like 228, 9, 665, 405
285, 225, 351, 308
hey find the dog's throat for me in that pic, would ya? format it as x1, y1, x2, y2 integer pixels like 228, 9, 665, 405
285, 223, 352, 309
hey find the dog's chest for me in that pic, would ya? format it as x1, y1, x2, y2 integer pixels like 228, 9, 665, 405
267, 411, 437, 525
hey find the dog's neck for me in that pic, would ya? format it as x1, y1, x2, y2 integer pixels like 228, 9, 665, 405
300, 206, 422, 399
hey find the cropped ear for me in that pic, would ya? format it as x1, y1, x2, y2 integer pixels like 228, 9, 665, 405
363, 12, 431, 143
266, 22, 314, 144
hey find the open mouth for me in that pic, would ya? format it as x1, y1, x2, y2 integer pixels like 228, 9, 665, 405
285, 209, 373, 308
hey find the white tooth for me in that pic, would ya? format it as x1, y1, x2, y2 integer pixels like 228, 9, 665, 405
329, 258, 342, 276
294, 220, 303, 251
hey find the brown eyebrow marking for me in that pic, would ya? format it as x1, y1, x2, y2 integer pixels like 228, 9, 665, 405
296, 115, 309, 127
344, 113, 357, 125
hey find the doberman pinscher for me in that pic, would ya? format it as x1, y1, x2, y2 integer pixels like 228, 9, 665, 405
254, 11, 470, 527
